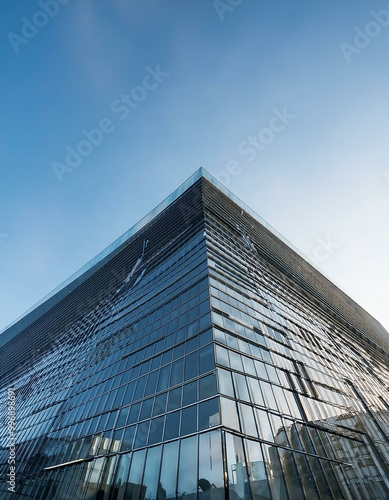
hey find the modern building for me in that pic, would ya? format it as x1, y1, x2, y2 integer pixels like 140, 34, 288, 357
1, 168, 389, 499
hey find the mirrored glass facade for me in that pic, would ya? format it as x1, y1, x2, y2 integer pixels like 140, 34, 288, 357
1, 169, 389, 499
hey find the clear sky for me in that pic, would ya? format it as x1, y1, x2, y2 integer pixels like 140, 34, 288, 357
1, 0, 388, 334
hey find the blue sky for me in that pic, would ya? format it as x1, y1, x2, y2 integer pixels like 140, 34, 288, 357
1, 0, 388, 333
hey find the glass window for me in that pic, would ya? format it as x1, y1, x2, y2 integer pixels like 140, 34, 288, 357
217, 368, 234, 398
177, 435, 198, 497
122, 426, 136, 452
198, 431, 225, 497
127, 403, 141, 425
116, 407, 129, 428
85, 457, 106, 496
183, 380, 198, 406
159, 441, 179, 499
268, 413, 288, 447
170, 358, 184, 386
139, 398, 154, 421
134, 421, 150, 449
199, 373, 217, 400
184, 351, 198, 381
215, 345, 230, 368
148, 416, 164, 445
199, 344, 215, 374
142, 445, 162, 500
153, 392, 168, 417
225, 433, 249, 500
260, 382, 277, 410
99, 454, 119, 497
246, 377, 265, 407
133, 376, 147, 401
163, 411, 180, 440
254, 409, 273, 442
167, 387, 182, 411
265, 365, 279, 384
238, 403, 258, 437
233, 373, 251, 402
229, 351, 244, 372
220, 397, 240, 431
197, 329, 211, 348
157, 365, 171, 392
261, 444, 289, 500
181, 405, 197, 436
144, 370, 159, 397
279, 449, 304, 498
293, 451, 321, 499
284, 390, 302, 419
254, 360, 268, 380
242, 356, 256, 377
173, 343, 185, 360
126, 449, 146, 500
271, 385, 290, 415
199, 398, 220, 431
243, 438, 272, 499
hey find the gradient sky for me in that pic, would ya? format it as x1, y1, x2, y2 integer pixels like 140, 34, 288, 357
1, 0, 388, 334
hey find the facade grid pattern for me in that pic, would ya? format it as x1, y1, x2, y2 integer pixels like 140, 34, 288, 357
1, 171, 389, 499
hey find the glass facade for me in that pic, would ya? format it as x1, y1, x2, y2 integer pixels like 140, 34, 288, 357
1, 170, 389, 499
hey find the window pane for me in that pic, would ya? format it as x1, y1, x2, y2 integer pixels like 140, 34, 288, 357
134, 421, 150, 448
229, 351, 244, 372
164, 411, 180, 440
181, 405, 197, 436
198, 431, 224, 498
177, 435, 198, 497
148, 416, 164, 445
170, 358, 184, 386
199, 344, 215, 374
233, 373, 250, 402
254, 408, 273, 442
142, 445, 163, 500
225, 433, 249, 500
167, 387, 182, 411
99, 455, 119, 497
244, 438, 271, 500
183, 380, 198, 406
122, 426, 136, 452
157, 365, 171, 392
159, 441, 179, 499
217, 368, 234, 398
247, 377, 265, 407
139, 398, 154, 421
199, 373, 217, 400
126, 449, 146, 500
215, 345, 230, 368
260, 381, 277, 410
153, 392, 167, 416
220, 397, 240, 431
144, 370, 159, 397
238, 403, 258, 437
198, 398, 220, 431
184, 351, 198, 381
